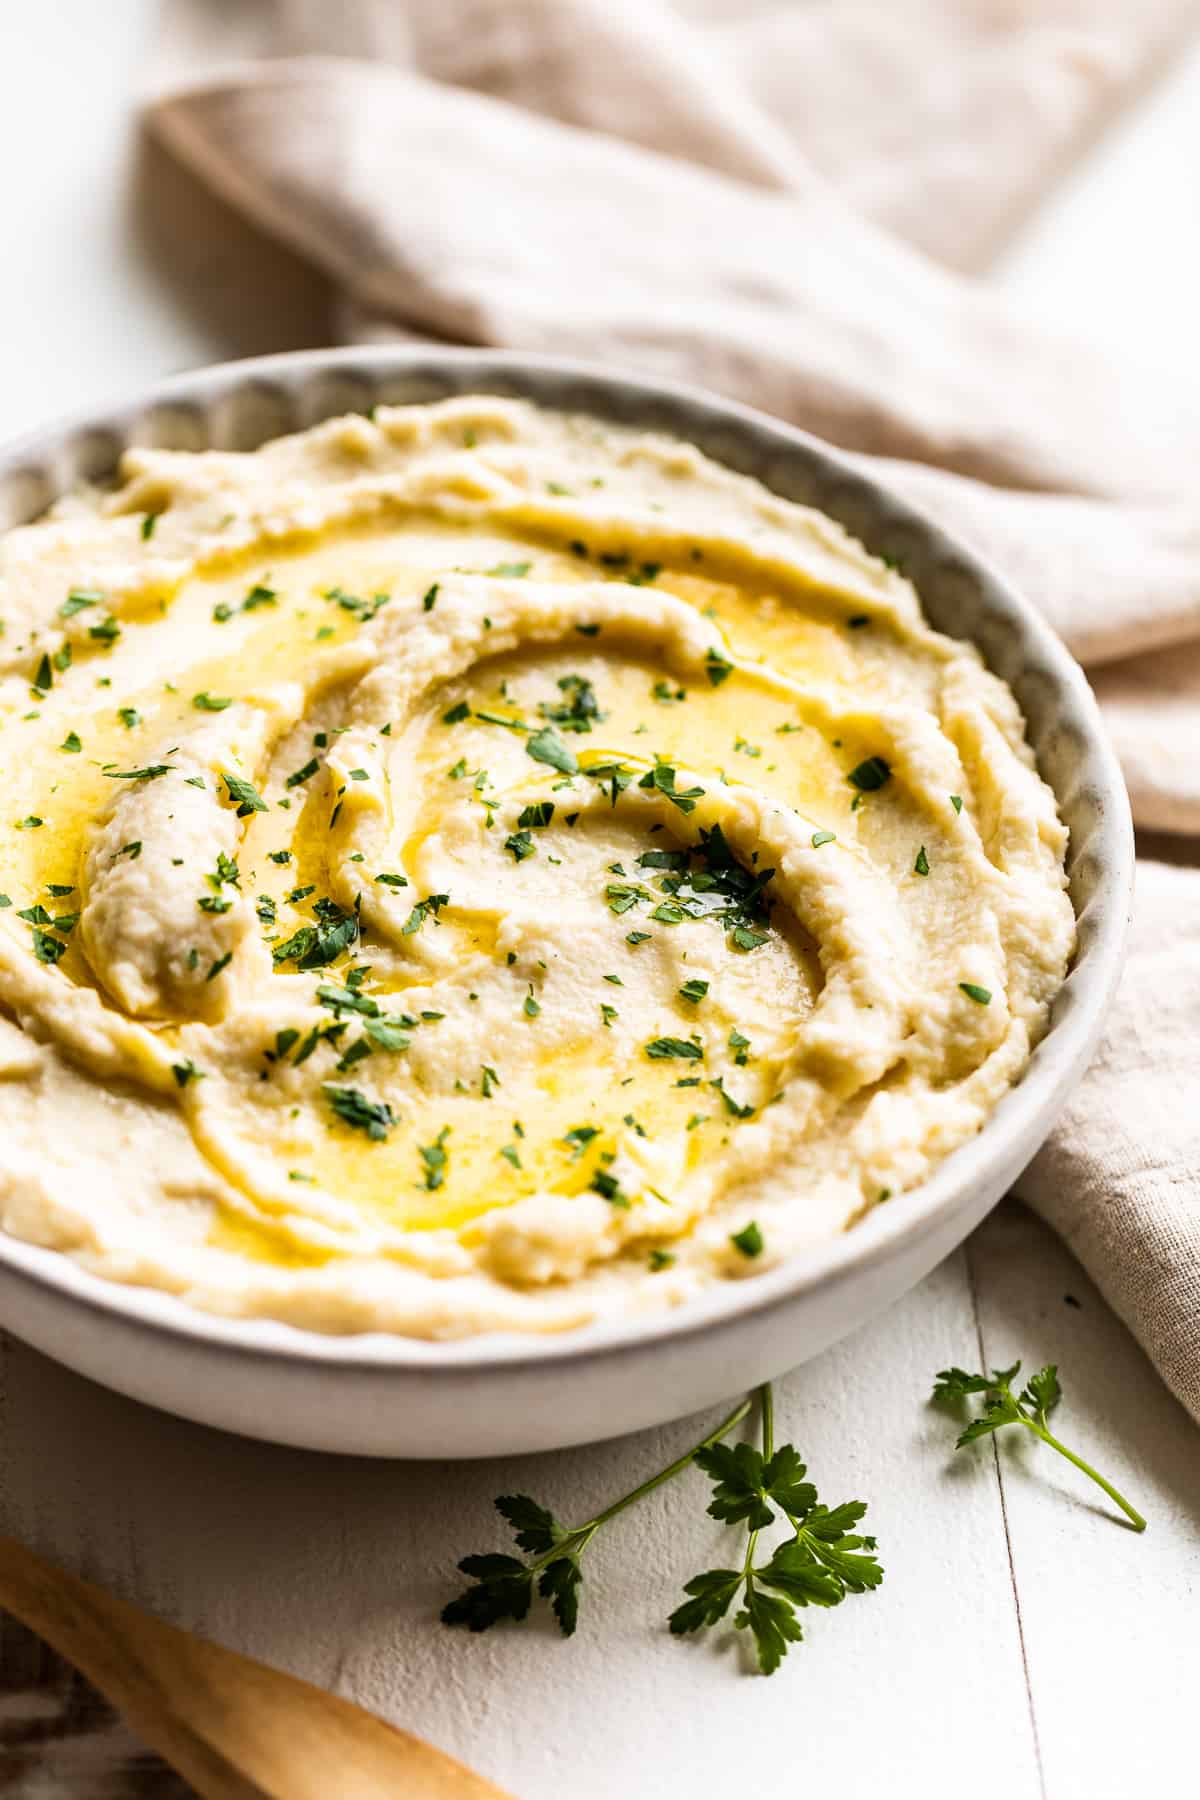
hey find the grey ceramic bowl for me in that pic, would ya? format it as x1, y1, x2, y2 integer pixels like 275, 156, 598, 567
0, 348, 1132, 1457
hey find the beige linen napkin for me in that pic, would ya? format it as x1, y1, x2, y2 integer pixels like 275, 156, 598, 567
146, 0, 1200, 1423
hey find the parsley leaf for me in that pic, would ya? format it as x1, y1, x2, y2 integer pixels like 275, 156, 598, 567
847, 755, 891, 792
539, 673, 603, 734
526, 725, 579, 776
418, 1126, 450, 1190
271, 898, 359, 969
221, 772, 268, 817
670, 1387, 882, 1674
645, 1037, 702, 1060
323, 1083, 395, 1141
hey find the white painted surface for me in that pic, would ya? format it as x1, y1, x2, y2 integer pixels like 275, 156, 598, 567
1, 9, 1199, 1798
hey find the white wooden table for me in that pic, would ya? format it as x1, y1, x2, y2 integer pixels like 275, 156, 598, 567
2, 10, 1199, 1797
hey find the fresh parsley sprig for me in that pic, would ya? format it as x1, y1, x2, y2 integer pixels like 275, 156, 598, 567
931, 1361, 1146, 1531
442, 1386, 881, 1674
670, 1385, 881, 1673
442, 1395, 752, 1640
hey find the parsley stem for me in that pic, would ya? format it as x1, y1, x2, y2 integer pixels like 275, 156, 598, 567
1029, 1421, 1146, 1532
759, 1381, 774, 1461
741, 1384, 775, 1582
583, 1393, 754, 1534
515, 1392, 757, 1581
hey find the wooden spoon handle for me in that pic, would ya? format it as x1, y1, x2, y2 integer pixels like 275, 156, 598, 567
0, 1535, 514, 1800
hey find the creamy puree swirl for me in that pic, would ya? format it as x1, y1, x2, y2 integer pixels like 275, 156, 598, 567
0, 398, 1074, 1336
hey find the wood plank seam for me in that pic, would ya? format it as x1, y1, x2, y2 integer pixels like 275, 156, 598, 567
966, 1236, 1047, 1800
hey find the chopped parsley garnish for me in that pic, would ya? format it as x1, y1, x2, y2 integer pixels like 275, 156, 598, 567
730, 926, 768, 952
402, 893, 449, 935
256, 896, 276, 925
638, 762, 705, 814
705, 647, 733, 687
268, 849, 292, 865
87, 616, 121, 646
626, 929, 652, 946
646, 1037, 703, 1060
419, 1126, 451, 1189
486, 561, 532, 578
539, 674, 603, 734
198, 894, 232, 914
205, 952, 232, 982
811, 830, 836, 849
526, 725, 578, 776
104, 763, 174, 782
959, 982, 992, 1006
422, 583, 440, 612
171, 1060, 204, 1088
142, 512, 160, 539
324, 1083, 395, 1141
271, 898, 359, 969
847, 756, 892, 792
33, 653, 52, 693
16, 817, 43, 830
523, 988, 541, 1018
730, 1221, 764, 1258
59, 588, 102, 618
481, 1065, 500, 1098
950, 794, 964, 814
365, 1016, 412, 1052
600, 1003, 618, 1026
914, 845, 930, 876
322, 590, 386, 626
118, 706, 140, 729
500, 1143, 522, 1169
678, 979, 709, 1003
563, 1126, 599, 1159
374, 871, 409, 888
316, 981, 381, 1018
193, 692, 233, 711
59, 731, 82, 754
606, 882, 651, 915
243, 582, 277, 611
583, 760, 634, 807
442, 700, 471, 725
505, 830, 535, 863
590, 1168, 629, 1207
711, 1076, 754, 1120
286, 758, 320, 789
220, 772, 268, 816
118, 840, 141, 860
30, 927, 67, 963
517, 801, 555, 829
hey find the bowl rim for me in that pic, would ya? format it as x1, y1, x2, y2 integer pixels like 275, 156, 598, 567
0, 344, 1134, 1378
